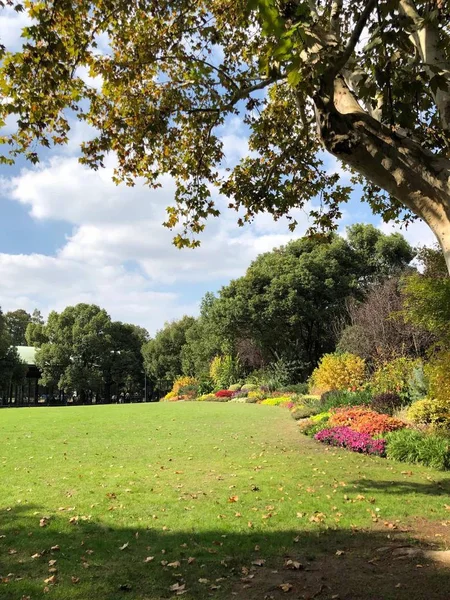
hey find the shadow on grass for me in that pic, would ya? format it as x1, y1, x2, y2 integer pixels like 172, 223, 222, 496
350, 478, 450, 497
0, 505, 449, 600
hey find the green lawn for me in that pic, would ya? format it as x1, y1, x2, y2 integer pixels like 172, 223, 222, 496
1, 403, 450, 599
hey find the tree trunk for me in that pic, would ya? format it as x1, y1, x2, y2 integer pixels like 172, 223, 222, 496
314, 77, 450, 274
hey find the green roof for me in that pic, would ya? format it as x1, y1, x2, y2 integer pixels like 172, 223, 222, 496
16, 346, 37, 366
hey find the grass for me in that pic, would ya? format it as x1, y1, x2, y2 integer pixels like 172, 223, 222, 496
0, 402, 450, 599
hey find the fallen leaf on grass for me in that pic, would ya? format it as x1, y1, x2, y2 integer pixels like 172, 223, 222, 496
48, 560, 57, 567
228, 496, 239, 503
198, 578, 209, 584
252, 559, 266, 566
71, 576, 80, 584
167, 561, 181, 568
51, 545, 60, 552
170, 582, 186, 592
284, 559, 303, 570
279, 583, 293, 592
31, 553, 42, 559
144, 556, 154, 563
335, 550, 345, 556
40, 517, 50, 528
119, 542, 129, 551
44, 575, 57, 585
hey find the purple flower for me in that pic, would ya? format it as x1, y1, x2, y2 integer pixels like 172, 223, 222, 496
314, 426, 386, 457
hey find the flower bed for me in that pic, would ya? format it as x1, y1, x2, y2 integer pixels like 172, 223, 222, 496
329, 407, 406, 436
314, 426, 386, 456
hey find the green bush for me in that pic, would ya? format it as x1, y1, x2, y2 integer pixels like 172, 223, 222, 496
304, 420, 331, 438
310, 411, 331, 422
371, 357, 422, 401
278, 383, 309, 394
241, 383, 258, 392
228, 383, 242, 392
291, 405, 321, 419
319, 389, 372, 411
260, 396, 292, 406
385, 429, 450, 470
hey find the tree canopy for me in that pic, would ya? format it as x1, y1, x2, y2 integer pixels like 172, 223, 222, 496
32, 303, 147, 401
0, 1, 449, 269
4, 308, 31, 345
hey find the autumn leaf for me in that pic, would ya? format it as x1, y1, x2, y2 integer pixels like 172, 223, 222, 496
284, 559, 303, 570
198, 578, 209, 584
40, 517, 50, 527
119, 542, 129, 551
252, 559, 266, 566
144, 556, 154, 563
44, 575, 57, 585
167, 561, 181, 568
71, 576, 80, 584
228, 495, 239, 503
279, 582, 293, 592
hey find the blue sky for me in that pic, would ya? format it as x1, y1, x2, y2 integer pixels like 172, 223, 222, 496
0, 7, 436, 335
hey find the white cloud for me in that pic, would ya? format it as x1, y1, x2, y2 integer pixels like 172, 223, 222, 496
1, 150, 314, 331
0, 6, 31, 51
378, 218, 437, 249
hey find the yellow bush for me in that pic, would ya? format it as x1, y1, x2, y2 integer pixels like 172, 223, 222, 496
172, 376, 198, 394
162, 390, 178, 401
425, 351, 450, 405
309, 353, 366, 395
407, 397, 450, 429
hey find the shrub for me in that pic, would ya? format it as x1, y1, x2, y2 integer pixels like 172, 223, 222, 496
304, 420, 331, 437
178, 384, 199, 399
247, 390, 267, 401
260, 396, 292, 406
370, 392, 403, 416
241, 383, 258, 392
162, 390, 178, 401
231, 390, 247, 399
291, 405, 321, 419
173, 376, 198, 395
319, 389, 372, 411
279, 383, 309, 394
228, 383, 242, 392
309, 353, 367, 395
407, 398, 450, 429
197, 393, 217, 402
210, 355, 241, 389
197, 377, 214, 395
371, 357, 421, 401
310, 411, 331, 422
229, 397, 247, 403
385, 429, 450, 470
315, 426, 386, 456
329, 407, 406, 436
425, 351, 450, 405
215, 389, 234, 398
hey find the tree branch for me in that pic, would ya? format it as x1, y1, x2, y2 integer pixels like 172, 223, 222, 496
399, 0, 450, 132
329, 0, 377, 78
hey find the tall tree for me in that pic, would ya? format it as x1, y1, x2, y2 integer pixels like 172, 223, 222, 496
142, 316, 196, 382
5, 309, 31, 345
1, 1, 450, 269
0, 308, 26, 399
203, 225, 414, 378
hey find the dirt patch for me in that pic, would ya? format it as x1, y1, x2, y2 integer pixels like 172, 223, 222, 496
230, 526, 450, 600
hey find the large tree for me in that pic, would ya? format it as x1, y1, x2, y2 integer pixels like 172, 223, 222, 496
0, 1, 449, 268
4, 308, 31, 345
142, 315, 196, 382
34, 303, 146, 401
202, 224, 413, 377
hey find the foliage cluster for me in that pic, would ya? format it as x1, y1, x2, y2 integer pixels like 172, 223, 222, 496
309, 353, 366, 395
314, 427, 386, 457
385, 429, 450, 471
328, 407, 406, 436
